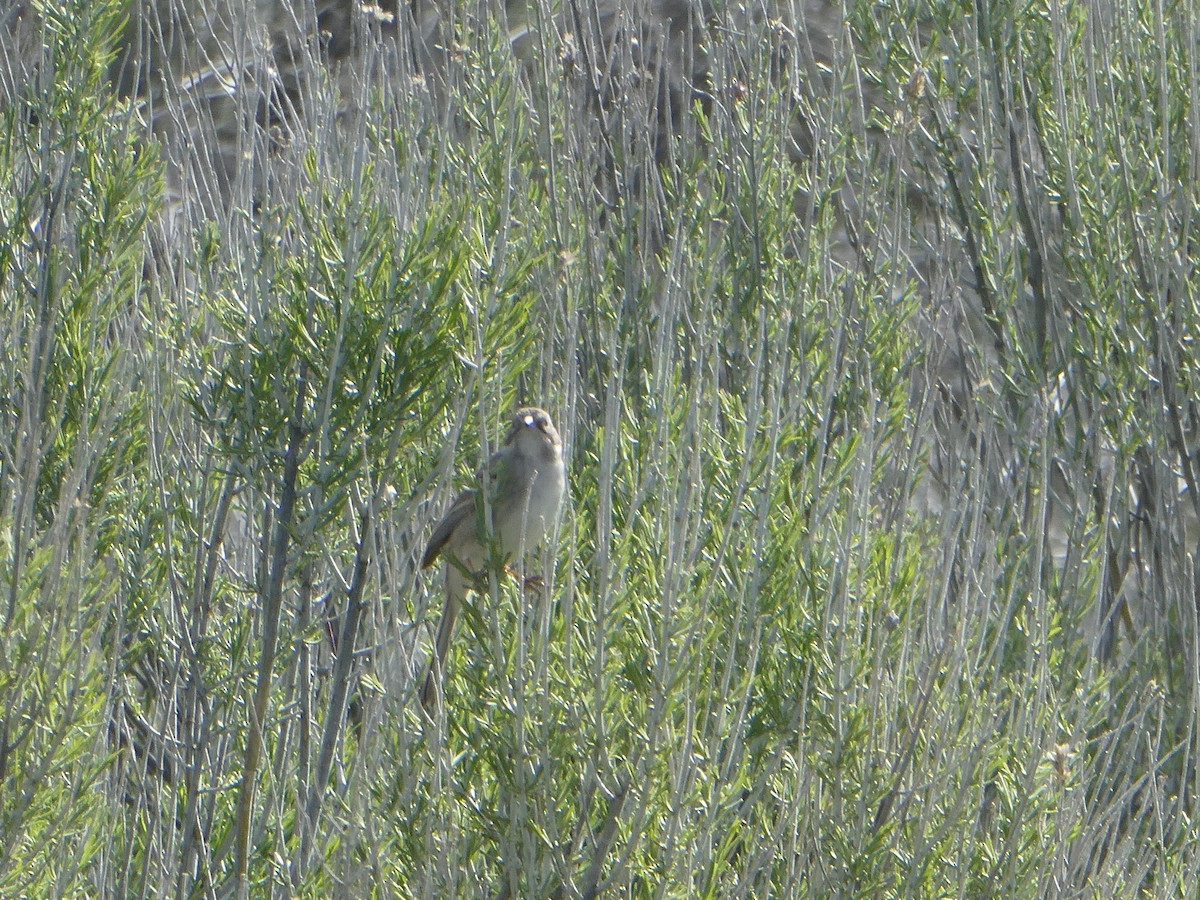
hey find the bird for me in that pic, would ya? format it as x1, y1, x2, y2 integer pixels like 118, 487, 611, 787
419, 406, 566, 711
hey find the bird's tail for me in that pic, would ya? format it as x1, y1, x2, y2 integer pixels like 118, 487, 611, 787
420, 587, 460, 712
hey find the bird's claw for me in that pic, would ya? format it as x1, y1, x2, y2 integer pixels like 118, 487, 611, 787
504, 565, 545, 593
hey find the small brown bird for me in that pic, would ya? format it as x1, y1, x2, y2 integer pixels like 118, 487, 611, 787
420, 407, 566, 710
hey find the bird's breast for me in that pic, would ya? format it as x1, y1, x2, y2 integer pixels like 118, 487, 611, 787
499, 457, 565, 556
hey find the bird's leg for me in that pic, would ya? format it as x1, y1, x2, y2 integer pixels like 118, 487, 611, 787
504, 564, 544, 593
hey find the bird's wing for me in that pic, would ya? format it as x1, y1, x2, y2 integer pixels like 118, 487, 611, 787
421, 488, 477, 568
422, 448, 507, 568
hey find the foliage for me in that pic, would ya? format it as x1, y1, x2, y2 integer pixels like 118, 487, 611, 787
0, 0, 1198, 896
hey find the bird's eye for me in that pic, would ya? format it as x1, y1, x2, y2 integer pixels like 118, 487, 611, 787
524, 414, 536, 428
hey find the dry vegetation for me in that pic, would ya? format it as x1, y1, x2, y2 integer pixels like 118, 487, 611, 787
2, 0, 1199, 895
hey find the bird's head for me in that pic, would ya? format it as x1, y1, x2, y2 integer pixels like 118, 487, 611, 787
505, 406, 561, 456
